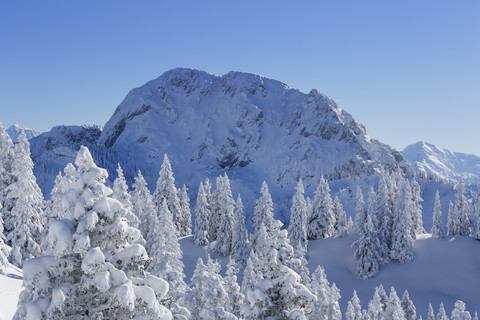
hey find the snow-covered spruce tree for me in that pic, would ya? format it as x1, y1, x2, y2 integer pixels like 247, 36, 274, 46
0, 202, 9, 274
447, 200, 457, 236
368, 286, 386, 320
346, 290, 363, 320
288, 179, 308, 254
454, 181, 471, 236
194, 182, 210, 246
474, 311, 479, 320
0, 121, 15, 236
353, 188, 382, 279
410, 178, 425, 237
213, 174, 235, 256
384, 287, 405, 320
130, 170, 157, 252
112, 163, 140, 228
224, 257, 245, 318
153, 154, 182, 234
232, 194, 249, 267
427, 303, 435, 320
390, 180, 414, 263
208, 175, 224, 241
241, 222, 316, 319
333, 195, 348, 238
401, 290, 416, 320
6, 131, 44, 267
177, 185, 192, 236
437, 302, 449, 320
451, 300, 472, 320
41, 163, 78, 252
310, 265, 342, 320
354, 186, 366, 234
472, 191, 480, 240
251, 181, 282, 252
14, 146, 172, 320
377, 173, 393, 263
189, 257, 237, 320
148, 198, 188, 309
308, 176, 335, 239
431, 190, 445, 238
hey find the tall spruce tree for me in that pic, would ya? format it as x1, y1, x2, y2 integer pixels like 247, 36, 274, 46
454, 181, 471, 236
0, 122, 15, 236
437, 302, 449, 320
310, 266, 342, 320
410, 179, 424, 237
377, 173, 393, 263
14, 146, 172, 320
354, 186, 366, 234
390, 180, 414, 263
401, 290, 416, 320
112, 163, 140, 228
447, 200, 457, 236
177, 185, 192, 236
232, 194, 248, 267
384, 287, 405, 320
431, 190, 445, 238
288, 179, 308, 254
346, 290, 363, 320
308, 176, 335, 239
213, 174, 235, 256
6, 132, 44, 267
153, 154, 182, 234
333, 195, 348, 238
194, 182, 210, 246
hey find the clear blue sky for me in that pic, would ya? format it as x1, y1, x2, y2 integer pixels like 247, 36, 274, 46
1, 1, 479, 155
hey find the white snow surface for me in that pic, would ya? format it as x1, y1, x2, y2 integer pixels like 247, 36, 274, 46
0, 265, 23, 320
6, 124, 39, 143
402, 141, 480, 184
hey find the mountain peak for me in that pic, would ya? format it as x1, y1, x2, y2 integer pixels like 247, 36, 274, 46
6, 124, 39, 142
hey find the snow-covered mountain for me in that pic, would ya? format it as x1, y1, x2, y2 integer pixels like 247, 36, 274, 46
6, 124, 39, 143
30, 68, 413, 221
402, 141, 480, 184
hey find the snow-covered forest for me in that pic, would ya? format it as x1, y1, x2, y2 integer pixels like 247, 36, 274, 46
1, 121, 480, 319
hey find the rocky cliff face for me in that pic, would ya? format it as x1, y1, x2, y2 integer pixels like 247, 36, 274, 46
30, 68, 413, 221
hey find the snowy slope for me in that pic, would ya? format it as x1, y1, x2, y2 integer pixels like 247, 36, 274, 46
0, 265, 23, 320
402, 141, 480, 184
6, 124, 39, 143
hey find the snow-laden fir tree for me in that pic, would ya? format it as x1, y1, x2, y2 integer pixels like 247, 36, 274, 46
474, 311, 479, 320
346, 290, 363, 320
194, 182, 210, 246
189, 257, 237, 320
368, 286, 387, 320
447, 200, 457, 236
308, 176, 335, 239
377, 173, 393, 263
401, 290, 416, 320
112, 163, 140, 228
431, 190, 445, 238
384, 287, 405, 320
427, 303, 435, 320
310, 265, 342, 320
288, 179, 308, 254
148, 198, 188, 310
41, 163, 78, 252
0, 121, 15, 236
14, 146, 172, 320
437, 302, 449, 320
213, 174, 235, 256
177, 185, 192, 236
6, 132, 44, 267
232, 194, 248, 267
451, 300, 472, 320
153, 154, 182, 234
241, 222, 316, 319
354, 186, 366, 234
251, 181, 282, 252
453, 181, 471, 236
410, 178, 424, 237
333, 195, 348, 238
130, 170, 157, 252
472, 191, 480, 240
0, 202, 9, 274
390, 180, 414, 263
208, 175, 224, 241
224, 258, 245, 318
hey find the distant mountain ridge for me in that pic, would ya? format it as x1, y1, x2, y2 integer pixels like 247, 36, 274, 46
402, 141, 480, 184
6, 124, 39, 143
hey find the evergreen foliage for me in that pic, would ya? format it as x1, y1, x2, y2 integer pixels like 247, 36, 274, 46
213, 174, 235, 256
288, 179, 308, 254
333, 195, 348, 238
431, 190, 445, 238
232, 194, 248, 267
308, 176, 335, 239
194, 182, 210, 246
177, 185, 192, 236
112, 163, 140, 228
390, 180, 414, 263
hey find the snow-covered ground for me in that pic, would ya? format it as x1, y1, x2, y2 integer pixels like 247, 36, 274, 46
2, 234, 479, 319
0, 266, 23, 320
